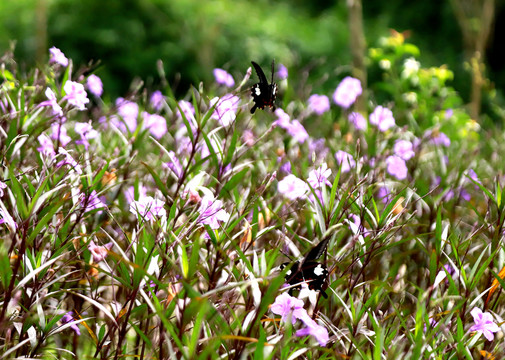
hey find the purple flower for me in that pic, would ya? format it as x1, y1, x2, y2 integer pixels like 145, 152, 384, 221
333, 76, 362, 109
467, 169, 481, 185
142, 112, 167, 139
445, 109, 454, 119
0, 182, 6, 197
150, 90, 165, 111
0, 207, 17, 231
273, 109, 291, 129
80, 190, 105, 212
348, 112, 367, 131
308, 94, 330, 115
270, 293, 307, 325
334, 150, 355, 173
276, 64, 288, 80
88, 240, 113, 263
74, 122, 98, 149
164, 151, 183, 179
369, 106, 395, 132
39, 88, 63, 116
469, 308, 500, 341
49, 47, 68, 67
129, 196, 166, 221
37, 134, 56, 159
286, 120, 309, 144
63, 81, 89, 111
210, 94, 240, 126
307, 163, 332, 189
386, 155, 408, 180
213, 68, 235, 87
86, 74, 103, 97
56, 148, 82, 174
309, 138, 330, 161
426, 130, 451, 147
277, 174, 308, 200
116, 98, 139, 132
124, 184, 148, 204
197, 195, 230, 229
377, 186, 392, 204
348, 214, 370, 237
280, 161, 291, 174
295, 316, 329, 346
61, 312, 80, 335
242, 129, 255, 146
394, 140, 415, 161
51, 123, 71, 147
460, 188, 471, 201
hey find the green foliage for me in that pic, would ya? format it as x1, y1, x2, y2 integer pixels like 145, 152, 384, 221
3, 31, 505, 359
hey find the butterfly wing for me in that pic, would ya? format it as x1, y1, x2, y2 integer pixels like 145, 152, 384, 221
302, 236, 331, 264
251, 61, 268, 86
250, 61, 277, 114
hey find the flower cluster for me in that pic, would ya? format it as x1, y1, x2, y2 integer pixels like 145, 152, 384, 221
271, 293, 329, 346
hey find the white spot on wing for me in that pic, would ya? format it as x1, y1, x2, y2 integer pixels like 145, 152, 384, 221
314, 264, 325, 276
254, 86, 261, 96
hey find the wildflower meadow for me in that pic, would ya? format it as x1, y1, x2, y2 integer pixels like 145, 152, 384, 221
2, 34, 505, 360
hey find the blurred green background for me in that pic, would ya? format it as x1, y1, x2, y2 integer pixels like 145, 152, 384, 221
1, 0, 504, 117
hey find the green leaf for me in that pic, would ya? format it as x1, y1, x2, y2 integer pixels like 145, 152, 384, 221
142, 161, 169, 196
224, 126, 240, 166
220, 168, 249, 197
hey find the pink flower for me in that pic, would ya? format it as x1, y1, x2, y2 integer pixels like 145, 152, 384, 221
469, 308, 499, 341
197, 195, 230, 229
394, 140, 415, 160
386, 155, 408, 180
51, 123, 71, 147
333, 76, 362, 109
334, 150, 355, 173
369, 106, 395, 132
270, 293, 307, 325
88, 240, 113, 263
307, 163, 332, 189
124, 184, 148, 204
348, 112, 367, 131
86, 74, 103, 97
213, 68, 235, 87
49, 47, 68, 67
115, 97, 139, 132
210, 94, 240, 126
37, 134, 56, 159
277, 174, 309, 200
39, 88, 63, 116
61, 312, 80, 335
75, 122, 98, 149
63, 81, 89, 111
56, 148, 82, 174
80, 190, 105, 212
295, 316, 329, 346
129, 196, 166, 221
276, 64, 288, 80
308, 94, 330, 115
425, 130, 451, 147
142, 112, 167, 139
150, 90, 165, 111
273, 109, 291, 129
286, 120, 309, 144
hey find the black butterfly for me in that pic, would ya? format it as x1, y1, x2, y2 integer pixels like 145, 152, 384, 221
250, 60, 277, 114
280, 237, 330, 298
